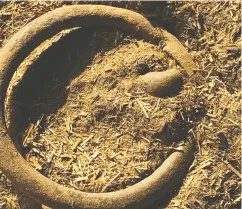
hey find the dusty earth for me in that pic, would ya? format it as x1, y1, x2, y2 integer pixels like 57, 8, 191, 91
0, 1, 241, 209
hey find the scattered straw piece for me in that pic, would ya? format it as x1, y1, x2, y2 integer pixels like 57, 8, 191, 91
101, 172, 121, 192
222, 161, 242, 178
136, 98, 149, 119
72, 134, 94, 151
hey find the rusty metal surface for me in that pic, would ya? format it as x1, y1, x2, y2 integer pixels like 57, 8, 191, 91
0, 5, 195, 209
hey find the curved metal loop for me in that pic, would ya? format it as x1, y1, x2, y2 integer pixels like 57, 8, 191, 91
0, 5, 195, 209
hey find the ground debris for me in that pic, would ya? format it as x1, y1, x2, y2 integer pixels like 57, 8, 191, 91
0, 1, 240, 209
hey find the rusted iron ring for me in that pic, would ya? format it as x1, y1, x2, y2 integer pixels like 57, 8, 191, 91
0, 5, 195, 209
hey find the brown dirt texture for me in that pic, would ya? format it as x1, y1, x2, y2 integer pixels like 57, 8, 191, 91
0, 1, 241, 209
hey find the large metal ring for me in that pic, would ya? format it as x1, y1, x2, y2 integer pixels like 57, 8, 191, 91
0, 5, 195, 209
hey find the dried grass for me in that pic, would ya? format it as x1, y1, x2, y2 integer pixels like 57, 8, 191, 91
0, 1, 241, 209
14, 33, 181, 193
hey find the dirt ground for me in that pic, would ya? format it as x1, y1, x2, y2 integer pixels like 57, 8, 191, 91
0, 1, 241, 209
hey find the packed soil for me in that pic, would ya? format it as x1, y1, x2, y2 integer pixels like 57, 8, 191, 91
0, 1, 241, 209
